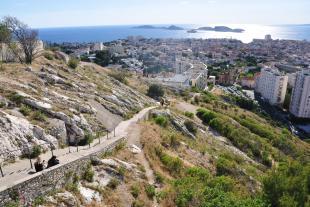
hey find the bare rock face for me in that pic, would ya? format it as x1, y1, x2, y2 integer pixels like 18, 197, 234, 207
55, 51, 70, 63
47, 118, 68, 145
0, 111, 57, 158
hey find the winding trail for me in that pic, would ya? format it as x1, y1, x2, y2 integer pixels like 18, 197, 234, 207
0, 106, 156, 192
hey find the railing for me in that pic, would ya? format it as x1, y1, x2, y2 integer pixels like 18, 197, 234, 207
0, 128, 116, 178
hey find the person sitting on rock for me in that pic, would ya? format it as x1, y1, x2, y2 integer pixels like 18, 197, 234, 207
34, 157, 45, 172
47, 155, 60, 168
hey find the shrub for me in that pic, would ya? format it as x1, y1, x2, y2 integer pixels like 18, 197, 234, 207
68, 58, 80, 69
43, 53, 54, 60
155, 172, 165, 184
158, 150, 183, 175
131, 184, 140, 198
216, 157, 236, 176
145, 184, 156, 199
196, 108, 217, 124
19, 105, 32, 116
31, 111, 47, 122
107, 178, 120, 189
82, 164, 94, 182
109, 71, 128, 84
184, 111, 194, 119
33, 196, 45, 206
78, 133, 94, 146
8, 92, 24, 105
132, 200, 144, 207
30, 145, 42, 158
263, 161, 310, 207
184, 120, 197, 134
147, 84, 164, 100
154, 116, 168, 127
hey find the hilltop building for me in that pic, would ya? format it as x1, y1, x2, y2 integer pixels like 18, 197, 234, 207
290, 69, 310, 118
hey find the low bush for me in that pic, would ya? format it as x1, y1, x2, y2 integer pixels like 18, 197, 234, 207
31, 111, 47, 122
107, 178, 120, 189
145, 184, 156, 199
154, 116, 168, 127
109, 71, 128, 84
78, 133, 94, 146
19, 105, 32, 116
68, 58, 80, 69
130, 184, 140, 198
43, 53, 54, 60
8, 92, 24, 106
184, 111, 194, 119
30, 145, 42, 158
184, 120, 197, 134
82, 164, 94, 182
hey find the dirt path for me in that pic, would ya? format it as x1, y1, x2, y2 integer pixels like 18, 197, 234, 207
126, 123, 158, 207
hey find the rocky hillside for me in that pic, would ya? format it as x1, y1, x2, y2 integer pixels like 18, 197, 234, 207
0, 53, 154, 160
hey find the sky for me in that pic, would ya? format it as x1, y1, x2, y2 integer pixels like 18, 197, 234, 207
0, 0, 309, 28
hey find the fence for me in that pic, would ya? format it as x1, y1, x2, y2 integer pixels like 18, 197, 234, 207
0, 128, 117, 178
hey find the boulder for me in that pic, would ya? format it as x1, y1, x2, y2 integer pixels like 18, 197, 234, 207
38, 72, 66, 85
55, 191, 78, 207
48, 118, 68, 144
55, 51, 70, 63
129, 144, 142, 154
24, 98, 52, 112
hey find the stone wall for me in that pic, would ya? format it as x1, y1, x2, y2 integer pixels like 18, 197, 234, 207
0, 137, 126, 206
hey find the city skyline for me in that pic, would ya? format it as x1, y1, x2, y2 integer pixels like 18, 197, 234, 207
0, 0, 309, 28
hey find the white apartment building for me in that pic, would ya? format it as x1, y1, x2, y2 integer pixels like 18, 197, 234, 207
255, 68, 288, 105
290, 69, 310, 118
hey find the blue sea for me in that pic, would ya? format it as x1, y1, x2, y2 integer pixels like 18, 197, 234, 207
38, 24, 310, 44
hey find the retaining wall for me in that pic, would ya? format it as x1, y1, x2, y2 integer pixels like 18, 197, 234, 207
0, 137, 126, 206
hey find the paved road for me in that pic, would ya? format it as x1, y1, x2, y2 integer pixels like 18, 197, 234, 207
0, 106, 155, 191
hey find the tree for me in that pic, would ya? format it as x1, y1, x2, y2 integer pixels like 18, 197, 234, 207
147, 84, 164, 100
2, 16, 40, 64
0, 23, 11, 63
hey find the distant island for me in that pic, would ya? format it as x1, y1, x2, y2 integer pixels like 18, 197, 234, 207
134, 25, 245, 33
133, 25, 184, 30
193, 26, 245, 33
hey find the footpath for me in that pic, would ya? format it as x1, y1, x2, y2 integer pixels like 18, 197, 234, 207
0, 106, 155, 192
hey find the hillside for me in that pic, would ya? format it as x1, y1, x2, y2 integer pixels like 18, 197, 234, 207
0, 53, 154, 160
1, 54, 309, 207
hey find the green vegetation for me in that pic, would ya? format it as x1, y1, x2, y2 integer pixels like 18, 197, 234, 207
144, 184, 156, 199
68, 57, 80, 69
107, 178, 120, 189
31, 111, 47, 122
184, 120, 197, 134
82, 163, 94, 182
43, 53, 54, 60
108, 71, 129, 84
147, 84, 164, 100
130, 184, 140, 198
8, 92, 24, 106
78, 133, 94, 146
30, 145, 42, 158
172, 167, 266, 207
32, 196, 45, 206
154, 116, 168, 127
155, 147, 183, 176
19, 104, 32, 116
132, 200, 145, 207
184, 111, 194, 119
263, 161, 310, 207
94, 50, 112, 66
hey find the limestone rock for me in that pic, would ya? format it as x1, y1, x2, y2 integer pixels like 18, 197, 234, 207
0, 111, 57, 158
48, 118, 67, 144
129, 144, 142, 154
55, 191, 78, 207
